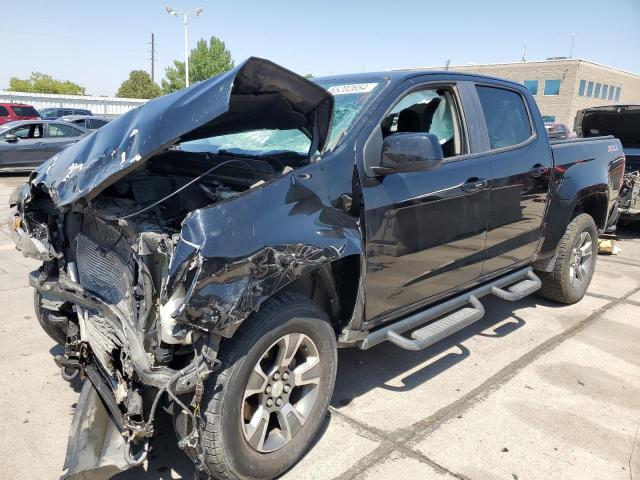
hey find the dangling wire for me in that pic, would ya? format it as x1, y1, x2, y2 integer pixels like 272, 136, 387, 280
120, 158, 258, 220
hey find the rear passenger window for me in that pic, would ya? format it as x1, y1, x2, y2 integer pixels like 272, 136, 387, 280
0, 106, 8, 116
476, 86, 533, 150
48, 123, 83, 137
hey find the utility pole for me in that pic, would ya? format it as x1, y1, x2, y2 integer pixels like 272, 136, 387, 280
150, 33, 156, 83
569, 33, 576, 58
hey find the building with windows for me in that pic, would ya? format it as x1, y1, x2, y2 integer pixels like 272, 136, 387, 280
424, 59, 640, 129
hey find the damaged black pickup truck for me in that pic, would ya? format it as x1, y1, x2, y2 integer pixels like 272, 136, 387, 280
9, 58, 625, 479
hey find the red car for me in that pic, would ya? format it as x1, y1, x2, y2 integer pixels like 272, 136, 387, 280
0, 103, 40, 125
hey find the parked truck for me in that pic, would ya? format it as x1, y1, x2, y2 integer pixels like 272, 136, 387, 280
9, 58, 625, 479
575, 105, 640, 221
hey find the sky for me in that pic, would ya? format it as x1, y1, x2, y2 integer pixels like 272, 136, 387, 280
1, 0, 639, 97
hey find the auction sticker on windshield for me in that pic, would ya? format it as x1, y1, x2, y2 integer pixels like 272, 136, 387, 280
327, 83, 378, 95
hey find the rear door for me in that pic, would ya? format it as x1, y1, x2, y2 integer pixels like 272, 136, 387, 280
45, 123, 84, 159
359, 79, 492, 322
474, 84, 553, 274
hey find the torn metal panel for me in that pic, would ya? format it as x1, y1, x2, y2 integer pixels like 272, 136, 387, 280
29, 57, 333, 208
62, 381, 130, 480
166, 166, 364, 332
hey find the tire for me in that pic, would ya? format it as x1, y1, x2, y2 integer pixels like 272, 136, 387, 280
536, 213, 598, 304
198, 292, 338, 480
34, 291, 67, 345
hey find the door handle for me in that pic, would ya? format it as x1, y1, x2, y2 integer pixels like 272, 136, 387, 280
528, 164, 548, 178
461, 178, 488, 193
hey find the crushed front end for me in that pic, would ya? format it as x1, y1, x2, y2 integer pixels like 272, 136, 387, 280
11, 181, 222, 478
8, 56, 339, 479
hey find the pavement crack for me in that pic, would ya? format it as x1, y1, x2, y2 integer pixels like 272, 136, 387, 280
630, 416, 640, 480
329, 408, 469, 479
395, 284, 640, 447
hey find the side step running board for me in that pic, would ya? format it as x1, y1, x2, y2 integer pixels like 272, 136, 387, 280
386, 296, 484, 351
491, 270, 541, 301
358, 267, 541, 351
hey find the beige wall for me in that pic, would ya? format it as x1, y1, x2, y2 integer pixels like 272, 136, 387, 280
422, 59, 640, 130
568, 62, 640, 130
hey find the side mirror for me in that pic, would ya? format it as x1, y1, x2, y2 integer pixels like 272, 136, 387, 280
5, 134, 18, 143
372, 132, 444, 175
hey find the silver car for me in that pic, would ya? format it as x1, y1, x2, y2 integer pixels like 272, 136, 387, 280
0, 120, 87, 172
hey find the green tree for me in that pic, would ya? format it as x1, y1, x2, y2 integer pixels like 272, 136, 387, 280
162, 36, 234, 93
8, 72, 85, 95
116, 70, 162, 99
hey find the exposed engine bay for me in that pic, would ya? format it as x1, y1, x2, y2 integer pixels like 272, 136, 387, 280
19, 149, 302, 475
8, 57, 344, 478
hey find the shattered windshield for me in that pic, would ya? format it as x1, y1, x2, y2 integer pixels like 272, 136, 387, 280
179, 79, 384, 156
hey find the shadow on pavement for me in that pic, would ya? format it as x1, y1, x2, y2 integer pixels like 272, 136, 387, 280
48, 291, 563, 477
331, 295, 558, 405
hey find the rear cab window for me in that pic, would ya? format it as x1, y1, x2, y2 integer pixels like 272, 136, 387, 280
475, 85, 533, 150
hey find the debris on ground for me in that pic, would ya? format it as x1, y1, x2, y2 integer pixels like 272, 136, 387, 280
598, 238, 621, 255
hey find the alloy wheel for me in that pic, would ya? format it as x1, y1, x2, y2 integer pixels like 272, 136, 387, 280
241, 333, 321, 453
569, 231, 593, 288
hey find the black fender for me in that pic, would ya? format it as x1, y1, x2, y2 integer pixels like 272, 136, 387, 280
534, 158, 611, 271
164, 157, 364, 336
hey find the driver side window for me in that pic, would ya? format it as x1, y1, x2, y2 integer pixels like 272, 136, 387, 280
382, 87, 464, 158
9, 124, 42, 139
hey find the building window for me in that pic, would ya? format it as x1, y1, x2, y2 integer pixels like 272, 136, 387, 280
594, 83, 601, 98
615, 87, 621, 101
524, 80, 538, 95
602, 85, 608, 100
608, 86, 615, 100
587, 81, 594, 97
578, 80, 586, 96
544, 79, 561, 96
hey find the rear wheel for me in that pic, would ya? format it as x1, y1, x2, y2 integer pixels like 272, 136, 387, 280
536, 213, 598, 304
198, 292, 337, 480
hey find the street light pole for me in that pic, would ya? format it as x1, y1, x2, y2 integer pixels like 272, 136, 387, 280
166, 5, 204, 89
183, 13, 189, 87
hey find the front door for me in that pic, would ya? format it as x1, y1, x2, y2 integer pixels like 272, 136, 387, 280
16, 123, 46, 167
360, 82, 491, 321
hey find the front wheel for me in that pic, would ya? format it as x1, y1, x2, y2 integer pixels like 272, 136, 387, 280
198, 292, 337, 480
536, 213, 598, 304
34, 291, 67, 346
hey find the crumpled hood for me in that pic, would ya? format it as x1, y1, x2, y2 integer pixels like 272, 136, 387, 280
30, 57, 333, 208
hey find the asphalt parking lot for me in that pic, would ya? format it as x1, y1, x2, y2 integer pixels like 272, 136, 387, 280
0, 173, 639, 480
